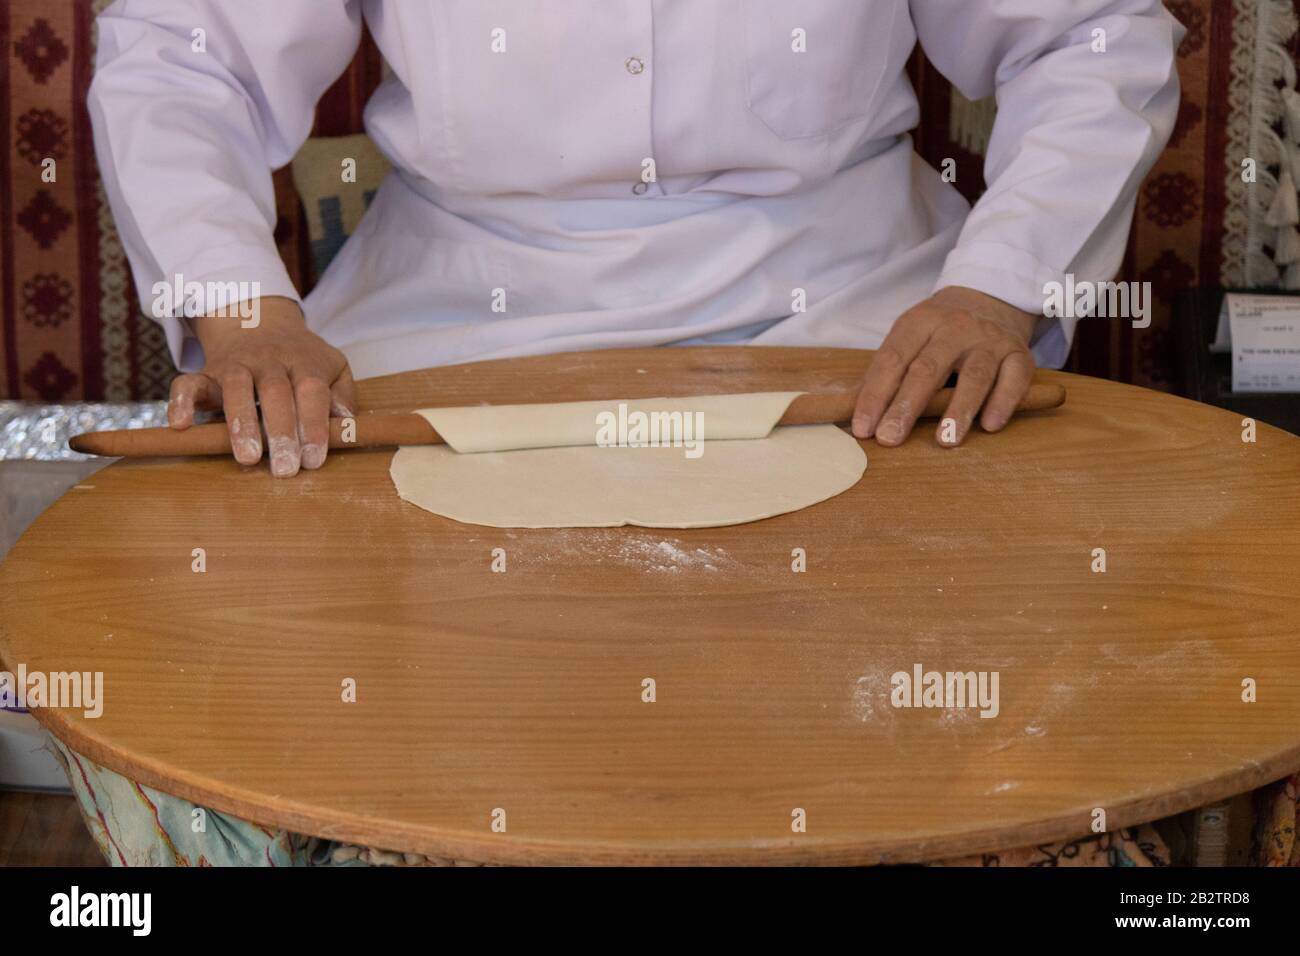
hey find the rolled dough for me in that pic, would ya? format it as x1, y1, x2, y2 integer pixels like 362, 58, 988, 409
420, 392, 803, 453
389, 393, 867, 529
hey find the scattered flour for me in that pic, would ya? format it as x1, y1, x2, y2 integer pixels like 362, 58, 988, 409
851, 671, 895, 724
514, 529, 737, 573
938, 706, 975, 726
628, 539, 728, 573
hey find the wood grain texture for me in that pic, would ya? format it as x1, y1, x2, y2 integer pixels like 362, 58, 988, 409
2, 346, 1298, 865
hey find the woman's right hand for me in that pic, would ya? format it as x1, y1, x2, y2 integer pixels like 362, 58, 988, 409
167, 296, 356, 477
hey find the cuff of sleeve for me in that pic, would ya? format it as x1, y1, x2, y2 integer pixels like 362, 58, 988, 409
142, 253, 302, 374
934, 240, 1079, 371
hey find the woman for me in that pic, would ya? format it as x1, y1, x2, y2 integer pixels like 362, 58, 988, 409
91, 0, 1182, 477
68, 0, 1182, 864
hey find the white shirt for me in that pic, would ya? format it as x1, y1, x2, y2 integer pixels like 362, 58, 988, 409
90, 0, 1182, 380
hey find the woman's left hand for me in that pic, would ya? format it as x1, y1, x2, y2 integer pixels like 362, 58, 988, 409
852, 285, 1039, 448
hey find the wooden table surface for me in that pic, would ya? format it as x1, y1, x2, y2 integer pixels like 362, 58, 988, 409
3, 346, 1299, 865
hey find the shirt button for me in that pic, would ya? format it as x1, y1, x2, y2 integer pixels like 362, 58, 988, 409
625, 56, 645, 75
632, 181, 649, 195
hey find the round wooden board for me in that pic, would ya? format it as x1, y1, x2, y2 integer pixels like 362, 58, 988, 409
3, 346, 1299, 866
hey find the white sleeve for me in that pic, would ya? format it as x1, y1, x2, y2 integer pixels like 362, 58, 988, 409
89, 0, 362, 370
911, 0, 1184, 367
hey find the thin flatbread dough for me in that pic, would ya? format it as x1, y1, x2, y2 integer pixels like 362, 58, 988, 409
389, 393, 866, 529
392, 424, 865, 529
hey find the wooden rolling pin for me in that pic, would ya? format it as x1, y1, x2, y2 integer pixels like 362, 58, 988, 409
68, 383, 1066, 458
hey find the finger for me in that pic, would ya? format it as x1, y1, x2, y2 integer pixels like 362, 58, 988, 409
293, 372, 332, 470
330, 365, 357, 419
935, 349, 1002, 447
875, 341, 961, 446
218, 366, 262, 465
168, 374, 221, 430
852, 321, 935, 438
256, 370, 300, 478
980, 350, 1036, 433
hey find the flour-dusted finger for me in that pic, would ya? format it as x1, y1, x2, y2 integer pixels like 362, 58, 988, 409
294, 372, 332, 470
256, 370, 300, 478
218, 365, 261, 465
330, 365, 357, 419
936, 349, 1001, 447
168, 373, 221, 430
875, 341, 961, 447
852, 319, 934, 438
981, 350, 1036, 433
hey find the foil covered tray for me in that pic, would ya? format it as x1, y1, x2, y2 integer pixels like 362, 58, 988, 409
0, 401, 169, 461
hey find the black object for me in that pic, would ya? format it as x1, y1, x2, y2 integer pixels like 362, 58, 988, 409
1174, 288, 1300, 436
